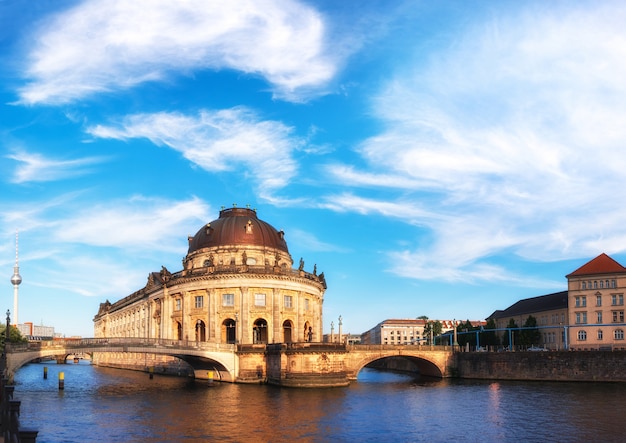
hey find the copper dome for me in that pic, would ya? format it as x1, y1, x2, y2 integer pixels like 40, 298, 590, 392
187, 207, 289, 254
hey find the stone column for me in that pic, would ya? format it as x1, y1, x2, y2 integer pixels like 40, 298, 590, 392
272, 288, 280, 343
240, 287, 249, 344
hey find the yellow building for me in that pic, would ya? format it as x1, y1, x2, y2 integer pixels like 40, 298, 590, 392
567, 253, 626, 350
94, 206, 327, 345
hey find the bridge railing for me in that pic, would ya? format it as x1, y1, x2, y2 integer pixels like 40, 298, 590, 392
348, 344, 454, 351
6, 338, 236, 353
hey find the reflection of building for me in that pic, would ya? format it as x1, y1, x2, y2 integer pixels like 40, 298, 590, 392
487, 291, 568, 349
567, 253, 626, 350
93, 207, 326, 345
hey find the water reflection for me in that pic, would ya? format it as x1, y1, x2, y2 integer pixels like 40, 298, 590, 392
13, 362, 626, 442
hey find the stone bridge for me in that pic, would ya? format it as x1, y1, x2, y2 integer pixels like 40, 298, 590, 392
5, 339, 455, 387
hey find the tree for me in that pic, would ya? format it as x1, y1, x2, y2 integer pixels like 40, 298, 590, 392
519, 315, 541, 346
457, 320, 477, 347
502, 319, 518, 347
0, 325, 28, 348
423, 320, 442, 344
417, 315, 429, 320
481, 319, 500, 347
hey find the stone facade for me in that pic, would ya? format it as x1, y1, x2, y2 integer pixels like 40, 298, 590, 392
567, 253, 626, 350
92, 207, 326, 377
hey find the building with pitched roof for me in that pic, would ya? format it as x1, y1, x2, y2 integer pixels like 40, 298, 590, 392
488, 253, 626, 350
487, 291, 568, 349
566, 253, 626, 350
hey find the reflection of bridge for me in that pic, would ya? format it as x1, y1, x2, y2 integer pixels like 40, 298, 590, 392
5, 339, 455, 387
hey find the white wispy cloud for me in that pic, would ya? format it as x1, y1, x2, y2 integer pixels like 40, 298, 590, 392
7, 150, 106, 183
51, 195, 210, 253
87, 108, 300, 199
17, 0, 337, 104
328, 4, 626, 283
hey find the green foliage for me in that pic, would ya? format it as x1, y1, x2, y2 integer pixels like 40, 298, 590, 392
456, 320, 478, 346
422, 320, 442, 344
519, 315, 542, 346
0, 325, 28, 347
481, 319, 500, 346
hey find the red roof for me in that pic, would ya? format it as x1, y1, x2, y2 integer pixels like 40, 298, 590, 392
567, 253, 626, 278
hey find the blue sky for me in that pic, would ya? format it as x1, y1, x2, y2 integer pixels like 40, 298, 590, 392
2, 0, 626, 337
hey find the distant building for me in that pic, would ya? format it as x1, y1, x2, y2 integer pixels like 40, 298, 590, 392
487, 291, 568, 349
487, 252, 626, 351
360, 319, 475, 345
567, 253, 626, 350
17, 322, 55, 340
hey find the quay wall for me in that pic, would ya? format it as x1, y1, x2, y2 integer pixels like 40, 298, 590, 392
454, 351, 626, 382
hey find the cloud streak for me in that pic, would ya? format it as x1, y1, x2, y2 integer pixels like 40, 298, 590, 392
87, 108, 300, 200
329, 4, 626, 282
7, 150, 106, 184
17, 0, 337, 105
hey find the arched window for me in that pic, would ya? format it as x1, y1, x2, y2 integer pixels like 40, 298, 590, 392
282, 320, 293, 343
577, 330, 587, 341
222, 318, 236, 344
195, 319, 206, 342
253, 318, 268, 344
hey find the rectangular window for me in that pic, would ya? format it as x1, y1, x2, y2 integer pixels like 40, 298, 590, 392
284, 295, 293, 308
222, 293, 234, 307
612, 311, 624, 323
175, 299, 181, 311
304, 298, 310, 311
597, 295, 602, 307
597, 312, 603, 323
254, 293, 266, 306
582, 296, 587, 307
598, 330, 603, 340
575, 297, 580, 307
194, 296, 204, 309
576, 312, 587, 324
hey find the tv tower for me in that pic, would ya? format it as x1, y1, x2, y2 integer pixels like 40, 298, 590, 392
10, 231, 22, 325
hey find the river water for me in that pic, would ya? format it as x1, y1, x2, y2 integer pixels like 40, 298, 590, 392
12, 361, 626, 442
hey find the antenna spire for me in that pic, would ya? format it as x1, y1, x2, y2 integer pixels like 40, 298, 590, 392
10, 230, 22, 325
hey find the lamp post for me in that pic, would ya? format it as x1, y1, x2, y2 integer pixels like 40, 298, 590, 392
5, 310, 10, 347
338, 315, 343, 344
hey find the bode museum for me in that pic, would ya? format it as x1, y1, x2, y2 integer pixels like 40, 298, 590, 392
92, 206, 327, 375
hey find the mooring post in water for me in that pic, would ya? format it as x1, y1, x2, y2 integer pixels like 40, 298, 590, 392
58, 372, 64, 390
149, 366, 154, 379
43, 366, 47, 379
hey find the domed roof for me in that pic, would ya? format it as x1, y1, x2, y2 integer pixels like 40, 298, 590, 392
187, 207, 289, 254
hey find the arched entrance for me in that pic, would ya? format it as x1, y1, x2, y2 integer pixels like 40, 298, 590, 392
195, 320, 206, 342
282, 320, 293, 343
222, 318, 236, 344
253, 318, 268, 344
176, 321, 182, 340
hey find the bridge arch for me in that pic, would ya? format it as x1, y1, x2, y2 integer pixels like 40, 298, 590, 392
355, 355, 443, 379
